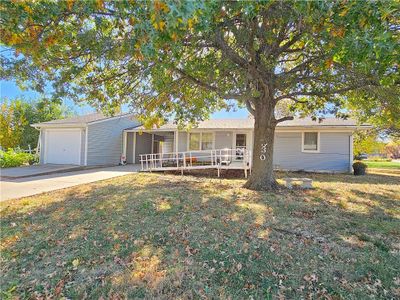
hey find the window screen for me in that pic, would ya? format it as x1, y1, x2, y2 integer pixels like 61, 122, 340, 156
201, 133, 213, 150
303, 132, 318, 151
189, 133, 200, 150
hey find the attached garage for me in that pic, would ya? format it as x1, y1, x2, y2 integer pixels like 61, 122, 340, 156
44, 129, 82, 165
32, 113, 140, 166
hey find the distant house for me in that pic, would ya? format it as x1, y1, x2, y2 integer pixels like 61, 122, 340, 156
32, 113, 369, 173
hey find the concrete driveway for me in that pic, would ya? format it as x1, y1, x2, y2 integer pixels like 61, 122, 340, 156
0, 164, 140, 201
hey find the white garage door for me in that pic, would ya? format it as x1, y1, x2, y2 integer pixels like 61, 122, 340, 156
45, 129, 82, 165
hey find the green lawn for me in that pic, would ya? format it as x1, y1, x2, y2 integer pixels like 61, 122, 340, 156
1, 171, 399, 299
364, 160, 400, 170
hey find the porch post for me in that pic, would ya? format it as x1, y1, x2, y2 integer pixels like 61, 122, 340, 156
151, 133, 154, 154
175, 130, 179, 167
133, 132, 137, 164
249, 129, 254, 168
122, 131, 127, 157
349, 134, 354, 173
175, 130, 179, 152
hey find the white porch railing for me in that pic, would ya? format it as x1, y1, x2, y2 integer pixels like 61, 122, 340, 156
139, 148, 252, 177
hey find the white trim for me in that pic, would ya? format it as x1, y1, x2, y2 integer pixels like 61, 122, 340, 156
79, 129, 82, 165
32, 123, 86, 129
187, 131, 215, 151
84, 126, 88, 166
349, 134, 354, 172
301, 131, 320, 153
44, 129, 47, 164
133, 132, 137, 163
122, 131, 127, 158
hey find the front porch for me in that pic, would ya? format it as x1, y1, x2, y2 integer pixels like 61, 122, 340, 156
139, 148, 252, 177
122, 128, 253, 177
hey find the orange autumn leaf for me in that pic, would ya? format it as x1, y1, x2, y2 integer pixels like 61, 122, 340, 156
153, 21, 165, 31
95, 0, 104, 10
66, 0, 74, 10
187, 18, 194, 29
154, 0, 169, 13
171, 32, 177, 41
325, 58, 334, 68
129, 17, 135, 26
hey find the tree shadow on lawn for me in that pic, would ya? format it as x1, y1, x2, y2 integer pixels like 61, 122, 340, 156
1, 174, 399, 299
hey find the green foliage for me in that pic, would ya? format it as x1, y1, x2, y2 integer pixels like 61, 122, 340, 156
0, 0, 398, 187
0, 98, 72, 149
353, 130, 386, 156
347, 86, 400, 138
364, 161, 400, 170
0, 0, 398, 125
0, 149, 37, 168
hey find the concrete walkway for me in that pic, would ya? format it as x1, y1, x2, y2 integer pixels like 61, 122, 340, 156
0, 165, 140, 201
0, 164, 83, 178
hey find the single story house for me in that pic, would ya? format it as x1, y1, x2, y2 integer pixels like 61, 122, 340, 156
32, 113, 140, 166
32, 113, 369, 173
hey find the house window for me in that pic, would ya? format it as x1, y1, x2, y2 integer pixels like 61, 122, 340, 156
189, 133, 200, 151
302, 132, 319, 152
201, 133, 213, 150
188, 132, 214, 151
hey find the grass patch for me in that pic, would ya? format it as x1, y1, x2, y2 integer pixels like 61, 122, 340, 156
364, 160, 400, 169
1, 171, 399, 299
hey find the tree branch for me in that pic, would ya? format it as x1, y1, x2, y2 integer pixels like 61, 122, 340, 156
174, 67, 249, 101
214, 29, 248, 69
246, 100, 256, 115
275, 95, 308, 103
276, 116, 294, 123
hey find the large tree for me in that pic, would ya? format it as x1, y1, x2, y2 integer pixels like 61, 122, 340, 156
1, 0, 398, 189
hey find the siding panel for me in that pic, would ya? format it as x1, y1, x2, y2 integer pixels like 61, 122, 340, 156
178, 132, 187, 152
273, 132, 350, 172
135, 133, 152, 163
126, 132, 134, 164
215, 131, 232, 149
87, 116, 139, 165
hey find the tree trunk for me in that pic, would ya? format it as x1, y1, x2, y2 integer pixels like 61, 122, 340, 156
244, 98, 278, 190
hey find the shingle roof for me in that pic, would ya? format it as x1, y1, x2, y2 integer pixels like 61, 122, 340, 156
32, 113, 131, 127
126, 117, 368, 131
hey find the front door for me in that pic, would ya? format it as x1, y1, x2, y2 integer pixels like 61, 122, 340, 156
235, 133, 246, 160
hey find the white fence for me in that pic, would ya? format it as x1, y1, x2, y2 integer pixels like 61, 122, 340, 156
139, 148, 252, 177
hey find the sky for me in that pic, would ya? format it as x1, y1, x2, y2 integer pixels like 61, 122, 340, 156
0, 79, 249, 119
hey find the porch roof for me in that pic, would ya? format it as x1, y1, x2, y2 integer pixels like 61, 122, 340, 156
124, 117, 370, 132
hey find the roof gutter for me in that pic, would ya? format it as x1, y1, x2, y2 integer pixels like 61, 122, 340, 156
31, 123, 87, 129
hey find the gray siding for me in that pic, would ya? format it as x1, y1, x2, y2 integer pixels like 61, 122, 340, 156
126, 132, 134, 164
215, 131, 232, 149
273, 132, 350, 172
135, 133, 152, 163
39, 129, 46, 163
87, 116, 139, 165
178, 132, 187, 152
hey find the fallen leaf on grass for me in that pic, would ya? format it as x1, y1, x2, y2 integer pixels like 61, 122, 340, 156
304, 274, 318, 283
236, 262, 242, 271
54, 278, 65, 296
72, 259, 79, 268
